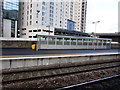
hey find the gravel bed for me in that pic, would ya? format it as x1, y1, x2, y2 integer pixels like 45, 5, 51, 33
3, 67, 120, 89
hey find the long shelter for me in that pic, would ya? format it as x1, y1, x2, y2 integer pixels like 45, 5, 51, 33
36, 35, 112, 50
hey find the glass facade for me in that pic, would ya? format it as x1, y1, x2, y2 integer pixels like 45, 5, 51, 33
4, 0, 18, 10
11, 20, 15, 37
3, 0, 19, 20
67, 20, 75, 30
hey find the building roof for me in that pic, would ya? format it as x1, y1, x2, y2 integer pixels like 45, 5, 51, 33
55, 28, 88, 36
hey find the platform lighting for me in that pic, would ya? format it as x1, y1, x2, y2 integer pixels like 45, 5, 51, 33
92, 21, 100, 50
92, 21, 100, 38
36, 10, 40, 51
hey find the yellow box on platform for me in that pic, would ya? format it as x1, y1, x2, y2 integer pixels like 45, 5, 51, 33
31, 44, 36, 49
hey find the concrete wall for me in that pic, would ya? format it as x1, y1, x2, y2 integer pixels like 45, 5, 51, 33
112, 43, 120, 49
3, 19, 11, 37
3, 19, 18, 38
1, 41, 37, 48
1, 53, 120, 69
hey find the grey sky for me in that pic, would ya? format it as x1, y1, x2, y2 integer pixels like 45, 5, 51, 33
86, 0, 119, 33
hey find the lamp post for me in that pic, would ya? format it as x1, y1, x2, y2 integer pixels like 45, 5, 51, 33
36, 10, 40, 51
92, 21, 100, 38
36, 10, 40, 36
92, 21, 100, 50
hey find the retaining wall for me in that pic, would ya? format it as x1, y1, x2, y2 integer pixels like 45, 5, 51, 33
1, 53, 120, 69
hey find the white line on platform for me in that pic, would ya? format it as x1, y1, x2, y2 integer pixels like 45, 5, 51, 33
0, 52, 119, 60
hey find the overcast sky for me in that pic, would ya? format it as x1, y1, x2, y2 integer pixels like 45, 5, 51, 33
86, 0, 119, 33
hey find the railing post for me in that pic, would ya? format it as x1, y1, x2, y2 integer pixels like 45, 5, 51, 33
36, 35, 40, 51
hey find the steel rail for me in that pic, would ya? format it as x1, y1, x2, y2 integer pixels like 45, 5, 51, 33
56, 74, 120, 90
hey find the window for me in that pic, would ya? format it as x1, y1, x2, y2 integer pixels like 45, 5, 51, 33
42, 12, 45, 16
30, 4, 32, 8
33, 30, 37, 32
50, 10, 52, 13
27, 6, 29, 9
50, 14, 53, 17
22, 28, 26, 30
30, 21, 32, 25
29, 36, 32, 38
50, 2, 54, 5
30, 9, 32, 13
37, 4, 38, 7
42, 6, 45, 10
42, 22, 44, 25
22, 33, 26, 35
51, 23, 53, 26
36, 14, 38, 18
42, 1, 45, 5
52, 10, 54, 13
30, 15, 32, 19
27, 11, 29, 15
29, 30, 32, 32
42, 17, 44, 21
33, 36, 37, 38
38, 29, 41, 32
50, 18, 53, 21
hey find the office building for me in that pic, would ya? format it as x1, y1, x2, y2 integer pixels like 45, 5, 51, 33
2, 0, 19, 38
0, 1, 3, 37
19, 0, 87, 38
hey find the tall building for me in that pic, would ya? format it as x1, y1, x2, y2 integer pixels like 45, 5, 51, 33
2, 0, 19, 38
118, 1, 120, 33
73, 0, 87, 32
19, 0, 87, 38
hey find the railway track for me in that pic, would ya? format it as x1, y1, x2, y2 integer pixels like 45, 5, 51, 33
56, 74, 120, 90
2, 60, 120, 89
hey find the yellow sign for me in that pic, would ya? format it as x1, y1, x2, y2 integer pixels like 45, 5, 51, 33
31, 44, 36, 49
